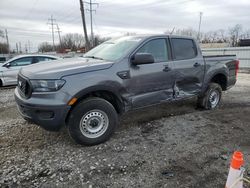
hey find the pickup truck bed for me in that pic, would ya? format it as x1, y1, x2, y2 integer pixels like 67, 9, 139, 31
203, 55, 238, 91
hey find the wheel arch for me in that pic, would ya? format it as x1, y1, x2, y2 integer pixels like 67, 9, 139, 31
209, 73, 227, 91
65, 85, 125, 124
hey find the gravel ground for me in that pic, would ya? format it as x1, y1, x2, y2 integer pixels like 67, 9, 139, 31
0, 73, 250, 188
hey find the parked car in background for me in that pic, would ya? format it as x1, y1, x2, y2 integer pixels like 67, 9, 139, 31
0, 54, 59, 86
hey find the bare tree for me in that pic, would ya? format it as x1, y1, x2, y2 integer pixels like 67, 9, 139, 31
0, 42, 10, 54
124, 32, 137, 36
0, 30, 4, 38
0, 30, 8, 54
228, 24, 242, 47
241, 29, 250, 39
218, 29, 228, 43
60, 33, 85, 51
93, 35, 110, 47
38, 42, 53, 52
165, 28, 197, 37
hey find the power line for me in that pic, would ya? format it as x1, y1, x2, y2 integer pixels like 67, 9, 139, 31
24, 0, 39, 19
0, 26, 51, 35
56, 24, 62, 47
104, 0, 195, 12
47, 15, 57, 51
85, 0, 99, 47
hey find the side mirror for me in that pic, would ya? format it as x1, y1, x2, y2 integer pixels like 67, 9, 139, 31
131, 53, 154, 65
3, 63, 11, 68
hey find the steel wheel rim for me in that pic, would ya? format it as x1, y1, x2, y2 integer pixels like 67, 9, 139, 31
79, 110, 109, 138
209, 90, 220, 108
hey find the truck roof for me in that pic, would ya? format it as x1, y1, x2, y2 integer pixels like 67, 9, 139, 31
128, 34, 196, 40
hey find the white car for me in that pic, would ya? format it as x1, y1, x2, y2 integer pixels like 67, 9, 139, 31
0, 54, 59, 86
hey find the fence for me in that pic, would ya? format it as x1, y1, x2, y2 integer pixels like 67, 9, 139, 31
202, 47, 250, 68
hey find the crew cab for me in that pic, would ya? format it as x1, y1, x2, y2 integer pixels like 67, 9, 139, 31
14, 35, 239, 145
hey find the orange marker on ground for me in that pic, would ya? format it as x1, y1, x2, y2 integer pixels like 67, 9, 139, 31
225, 151, 244, 188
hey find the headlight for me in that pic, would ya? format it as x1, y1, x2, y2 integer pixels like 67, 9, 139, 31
30, 79, 66, 92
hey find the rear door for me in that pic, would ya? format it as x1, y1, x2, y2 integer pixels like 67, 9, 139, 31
170, 37, 205, 98
127, 38, 175, 108
2, 57, 33, 85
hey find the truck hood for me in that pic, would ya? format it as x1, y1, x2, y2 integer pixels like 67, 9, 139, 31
20, 57, 114, 79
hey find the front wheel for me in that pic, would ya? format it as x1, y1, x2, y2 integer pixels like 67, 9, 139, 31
67, 97, 118, 145
197, 83, 222, 110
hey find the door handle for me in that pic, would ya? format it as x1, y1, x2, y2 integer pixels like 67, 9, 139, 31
163, 65, 171, 72
193, 62, 201, 67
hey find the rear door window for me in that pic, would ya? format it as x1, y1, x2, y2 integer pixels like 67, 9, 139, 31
136, 39, 169, 63
38, 56, 56, 61
32, 56, 56, 64
171, 38, 197, 60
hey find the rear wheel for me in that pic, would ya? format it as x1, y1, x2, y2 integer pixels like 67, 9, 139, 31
0, 79, 2, 87
67, 97, 118, 145
197, 83, 222, 110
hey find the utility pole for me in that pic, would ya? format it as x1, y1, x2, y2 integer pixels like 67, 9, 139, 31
25, 43, 28, 53
197, 12, 203, 42
5, 29, 10, 54
16, 43, 18, 54
48, 15, 56, 51
170, 27, 175, 35
56, 24, 62, 48
80, 0, 90, 51
85, 0, 98, 47
19, 42, 22, 53
28, 40, 31, 53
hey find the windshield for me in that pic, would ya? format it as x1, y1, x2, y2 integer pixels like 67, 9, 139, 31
84, 36, 143, 61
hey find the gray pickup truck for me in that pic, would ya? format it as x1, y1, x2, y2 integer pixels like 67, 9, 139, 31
15, 35, 239, 145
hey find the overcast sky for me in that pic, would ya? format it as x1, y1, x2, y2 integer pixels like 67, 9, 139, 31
0, 0, 250, 52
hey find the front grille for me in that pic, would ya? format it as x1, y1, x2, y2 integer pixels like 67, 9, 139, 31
18, 74, 31, 98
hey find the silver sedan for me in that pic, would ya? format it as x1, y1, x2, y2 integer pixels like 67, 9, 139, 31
0, 54, 59, 86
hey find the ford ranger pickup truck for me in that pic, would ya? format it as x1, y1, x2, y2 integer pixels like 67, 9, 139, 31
14, 35, 239, 145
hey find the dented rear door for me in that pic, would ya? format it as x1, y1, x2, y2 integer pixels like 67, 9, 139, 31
170, 37, 205, 98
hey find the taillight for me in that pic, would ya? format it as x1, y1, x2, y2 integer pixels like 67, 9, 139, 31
235, 60, 240, 78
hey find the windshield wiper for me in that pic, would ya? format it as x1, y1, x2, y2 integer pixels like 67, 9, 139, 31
84, 56, 104, 60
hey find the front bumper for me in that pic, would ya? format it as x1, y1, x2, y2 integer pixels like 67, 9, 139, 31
14, 88, 71, 131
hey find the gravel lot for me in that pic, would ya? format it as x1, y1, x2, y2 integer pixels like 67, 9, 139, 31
0, 73, 250, 188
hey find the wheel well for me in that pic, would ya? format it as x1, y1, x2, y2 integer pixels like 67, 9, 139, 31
210, 74, 227, 91
75, 90, 124, 114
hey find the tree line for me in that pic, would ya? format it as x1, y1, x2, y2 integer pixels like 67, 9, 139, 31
165, 24, 250, 47
0, 30, 9, 54
38, 33, 110, 53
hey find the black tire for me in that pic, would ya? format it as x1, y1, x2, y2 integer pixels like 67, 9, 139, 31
0, 79, 2, 87
67, 97, 118, 146
197, 83, 222, 110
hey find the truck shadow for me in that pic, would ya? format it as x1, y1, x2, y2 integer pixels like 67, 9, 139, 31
120, 98, 198, 129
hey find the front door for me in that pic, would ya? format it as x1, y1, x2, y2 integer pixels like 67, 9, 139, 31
2, 57, 33, 85
127, 38, 175, 108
